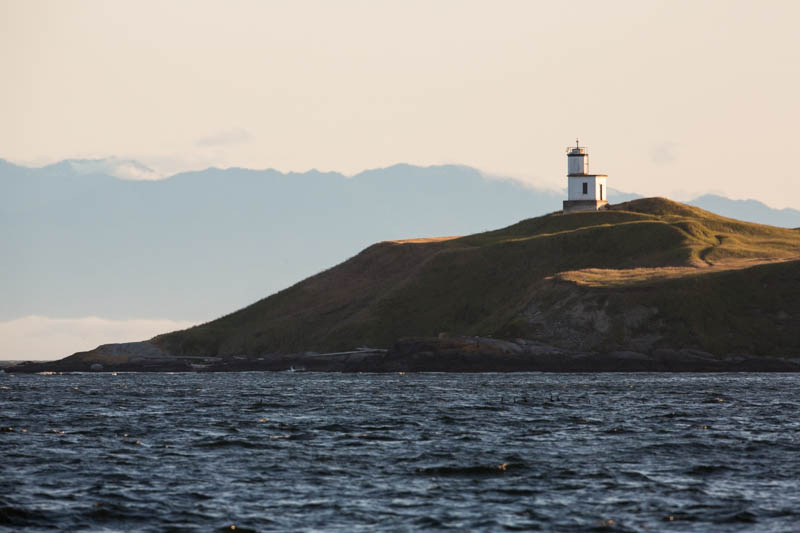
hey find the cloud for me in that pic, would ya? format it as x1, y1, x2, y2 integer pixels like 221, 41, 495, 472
650, 142, 679, 167
68, 157, 165, 180
0, 316, 198, 361
195, 128, 254, 148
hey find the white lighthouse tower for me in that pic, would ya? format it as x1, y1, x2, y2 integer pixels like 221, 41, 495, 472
562, 139, 608, 213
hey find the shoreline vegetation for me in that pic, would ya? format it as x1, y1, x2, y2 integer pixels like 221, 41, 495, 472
9, 198, 800, 373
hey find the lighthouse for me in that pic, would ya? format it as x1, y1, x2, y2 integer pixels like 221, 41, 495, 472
562, 139, 608, 213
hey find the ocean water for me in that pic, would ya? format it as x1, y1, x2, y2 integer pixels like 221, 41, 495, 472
1, 372, 799, 532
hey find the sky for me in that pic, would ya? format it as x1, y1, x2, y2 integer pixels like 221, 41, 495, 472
2, 0, 799, 206
2, 0, 799, 359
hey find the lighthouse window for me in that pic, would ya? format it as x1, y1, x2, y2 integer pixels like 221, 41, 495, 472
582, 182, 588, 194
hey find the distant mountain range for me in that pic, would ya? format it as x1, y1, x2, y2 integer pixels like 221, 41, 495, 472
2, 158, 798, 323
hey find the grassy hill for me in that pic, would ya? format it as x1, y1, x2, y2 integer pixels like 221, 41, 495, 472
151, 198, 800, 358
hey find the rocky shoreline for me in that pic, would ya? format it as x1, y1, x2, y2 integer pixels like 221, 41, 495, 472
6, 336, 800, 373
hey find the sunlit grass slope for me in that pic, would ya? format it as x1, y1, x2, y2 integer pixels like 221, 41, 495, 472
153, 198, 800, 356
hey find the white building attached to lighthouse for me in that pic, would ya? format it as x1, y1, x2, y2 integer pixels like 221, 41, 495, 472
562, 140, 608, 213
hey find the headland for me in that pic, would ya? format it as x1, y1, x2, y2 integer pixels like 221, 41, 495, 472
10, 198, 800, 373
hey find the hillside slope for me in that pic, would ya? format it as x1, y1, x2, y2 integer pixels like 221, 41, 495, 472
151, 198, 800, 358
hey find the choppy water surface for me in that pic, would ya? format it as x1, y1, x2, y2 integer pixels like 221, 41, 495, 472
2, 373, 800, 532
